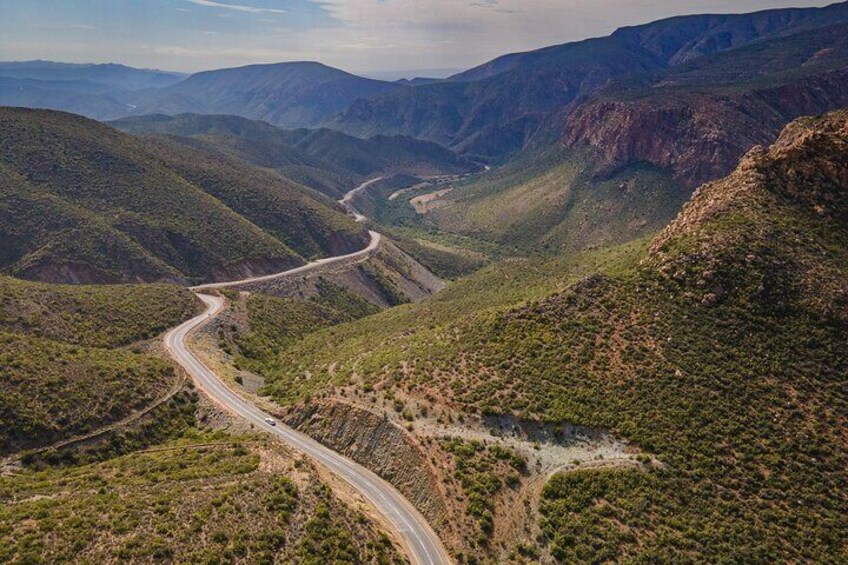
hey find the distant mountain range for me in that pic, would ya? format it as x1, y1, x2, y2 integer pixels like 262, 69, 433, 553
3, 2, 847, 159
382, 5, 848, 260
124, 61, 402, 128
109, 113, 478, 198
0, 60, 185, 90
331, 1, 848, 161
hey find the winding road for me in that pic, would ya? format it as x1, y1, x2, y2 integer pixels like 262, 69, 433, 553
164, 178, 451, 565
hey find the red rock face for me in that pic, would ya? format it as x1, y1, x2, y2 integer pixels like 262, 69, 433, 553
645, 110, 848, 321
562, 68, 848, 189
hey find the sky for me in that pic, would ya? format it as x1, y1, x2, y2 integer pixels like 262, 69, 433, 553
0, 0, 837, 78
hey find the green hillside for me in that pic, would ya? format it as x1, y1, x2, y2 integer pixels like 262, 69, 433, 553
426, 145, 686, 254
0, 436, 403, 564
109, 113, 359, 198
0, 275, 197, 348
0, 275, 198, 455
0, 108, 367, 285
0, 332, 177, 455
246, 111, 848, 561
278, 127, 476, 178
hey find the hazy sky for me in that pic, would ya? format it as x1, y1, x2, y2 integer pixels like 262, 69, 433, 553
0, 1, 837, 78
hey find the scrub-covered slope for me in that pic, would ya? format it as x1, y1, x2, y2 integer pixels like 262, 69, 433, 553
252, 111, 848, 562
0, 275, 199, 456
110, 113, 478, 199
0, 108, 367, 285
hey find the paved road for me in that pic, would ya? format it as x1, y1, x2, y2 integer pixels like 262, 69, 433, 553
339, 176, 383, 222
164, 179, 451, 565
192, 229, 381, 291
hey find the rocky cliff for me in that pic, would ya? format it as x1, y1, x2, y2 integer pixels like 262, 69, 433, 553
648, 109, 848, 321
562, 20, 848, 186
282, 400, 452, 535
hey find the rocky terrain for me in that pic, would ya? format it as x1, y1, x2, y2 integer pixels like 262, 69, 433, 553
563, 23, 848, 188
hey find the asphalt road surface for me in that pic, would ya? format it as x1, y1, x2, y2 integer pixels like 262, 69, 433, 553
163, 178, 451, 565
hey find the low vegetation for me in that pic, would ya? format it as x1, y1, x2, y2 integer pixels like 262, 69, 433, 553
251, 112, 848, 561
256, 237, 647, 404
349, 175, 493, 278
0, 275, 197, 455
0, 275, 198, 348
428, 145, 685, 255
440, 438, 526, 543
224, 279, 379, 375
0, 107, 367, 285
0, 435, 404, 564
0, 331, 175, 455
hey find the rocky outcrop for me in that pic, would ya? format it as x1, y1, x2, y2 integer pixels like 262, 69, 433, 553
283, 400, 451, 532
648, 110, 848, 320
563, 67, 848, 189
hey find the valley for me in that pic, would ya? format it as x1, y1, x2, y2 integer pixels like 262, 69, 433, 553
1, 2, 847, 564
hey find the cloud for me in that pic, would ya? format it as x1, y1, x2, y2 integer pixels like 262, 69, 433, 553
186, 0, 286, 14
150, 44, 287, 59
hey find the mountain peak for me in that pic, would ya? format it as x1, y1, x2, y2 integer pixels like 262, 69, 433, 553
649, 110, 848, 318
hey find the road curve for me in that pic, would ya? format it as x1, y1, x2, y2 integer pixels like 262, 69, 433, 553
164, 178, 452, 565
339, 176, 383, 222
191, 229, 381, 291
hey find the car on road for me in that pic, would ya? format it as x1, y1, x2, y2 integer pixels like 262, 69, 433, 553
264, 417, 276, 426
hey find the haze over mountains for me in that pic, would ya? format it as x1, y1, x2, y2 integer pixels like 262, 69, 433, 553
109, 112, 478, 198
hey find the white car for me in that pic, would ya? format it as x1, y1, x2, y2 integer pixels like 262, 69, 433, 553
264, 417, 276, 426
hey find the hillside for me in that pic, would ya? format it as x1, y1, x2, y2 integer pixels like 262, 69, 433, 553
0, 275, 198, 455
328, 2, 848, 162
0, 108, 368, 285
0, 276, 405, 565
611, 1, 848, 65
0, 278, 405, 562
0, 275, 198, 348
110, 113, 478, 198
423, 144, 685, 254
128, 61, 402, 129
328, 38, 665, 162
240, 111, 848, 561
0, 435, 405, 564
277, 127, 477, 178
406, 19, 848, 255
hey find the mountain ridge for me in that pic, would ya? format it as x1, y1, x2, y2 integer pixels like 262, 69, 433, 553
126, 61, 403, 129
0, 107, 368, 285
110, 112, 478, 198
327, 1, 848, 162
